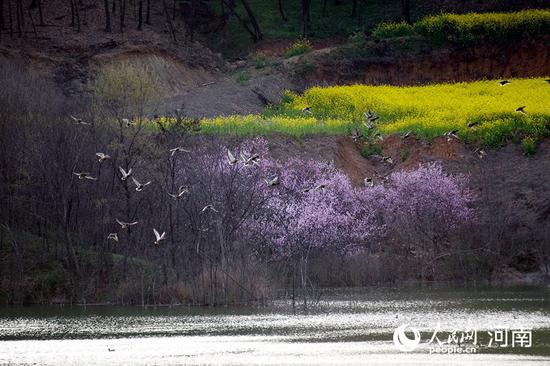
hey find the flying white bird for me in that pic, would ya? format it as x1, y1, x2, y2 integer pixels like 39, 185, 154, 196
227, 149, 238, 165
95, 153, 111, 163
132, 177, 151, 192
444, 130, 460, 141
153, 229, 166, 245
107, 233, 119, 242
314, 184, 327, 191
363, 110, 379, 129
474, 147, 487, 159
265, 176, 280, 187
73, 172, 97, 180
122, 118, 135, 127
116, 219, 138, 229
241, 152, 260, 166
70, 115, 90, 125
118, 167, 132, 181
170, 147, 191, 157
373, 132, 384, 141
201, 205, 219, 213
168, 186, 189, 199
350, 128, 363, 142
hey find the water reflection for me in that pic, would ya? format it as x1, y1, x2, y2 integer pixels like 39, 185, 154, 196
1, 286, 550, 365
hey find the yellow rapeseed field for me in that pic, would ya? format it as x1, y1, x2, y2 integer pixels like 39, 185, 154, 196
288, 78, 550, 144
196, 78, 549, 148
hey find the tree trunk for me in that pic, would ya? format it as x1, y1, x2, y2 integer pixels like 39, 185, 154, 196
15, 0, 22, 37
239, 0, 262, 41
162, 0, 176, 42
27, 7, 37, 37
137, 0, 142, 30
119, 0, 125, 32
277, 0, 287, 21
172, 0, 176, 20
8, 0, 13, 38
145, 0, 150, 24
351, 0, 357, 18
300, 255, 308, 309
301, 0, 309, 38
401, 0, 411, 24
291, 261, 296, 312
104, 0, 111, 32
69, 0, 74, 26
37, 0, 43, 26
73, 0, 81, 32
0, 0, 4, 39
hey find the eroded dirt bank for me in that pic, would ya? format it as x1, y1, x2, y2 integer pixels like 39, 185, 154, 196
294, 37, 550, 87
2, 34, 548, 118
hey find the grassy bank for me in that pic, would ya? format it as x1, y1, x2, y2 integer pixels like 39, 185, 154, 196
194, 78, 550, 148
373, 9, 550, 45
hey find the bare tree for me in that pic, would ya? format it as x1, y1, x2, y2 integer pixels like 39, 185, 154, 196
401, 0, 411, 24
137, 0, 143, 30
240, 0, 262, 40
162, 0, 176, 42
277, 0, 287, 21
221, 0, 262, 42
104, 0, 111, 32
301, 0, 310, 38
0, 0, 4, 40
16, 0, 22, 37
119, 0, 126, 32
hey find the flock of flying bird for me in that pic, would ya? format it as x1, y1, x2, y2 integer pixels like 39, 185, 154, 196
71, 118, 282, 246
302, 79, 546, 186
354, 79, 542, 162
71, 79, 544, 244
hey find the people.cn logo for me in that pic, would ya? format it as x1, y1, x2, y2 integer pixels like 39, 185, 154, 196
393, 324, 421, 352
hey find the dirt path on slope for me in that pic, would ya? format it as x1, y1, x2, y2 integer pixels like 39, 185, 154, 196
162, 71, 294, 118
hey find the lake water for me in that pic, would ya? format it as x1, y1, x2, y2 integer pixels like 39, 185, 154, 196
1, 286, 550, 365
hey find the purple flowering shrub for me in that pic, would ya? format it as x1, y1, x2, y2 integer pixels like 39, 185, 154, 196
172, 138, 475, 288
250, 158, 381, 259
380, 163, 475, 256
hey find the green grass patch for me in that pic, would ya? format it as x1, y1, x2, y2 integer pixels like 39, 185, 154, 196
522, 136, 538, 156
235, 71, 252, 86
284, 38, 313, 58
361, 143, 383, 158
254, 52, 271, 69
372, 21, 416, 40
199, 114, 350, 137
